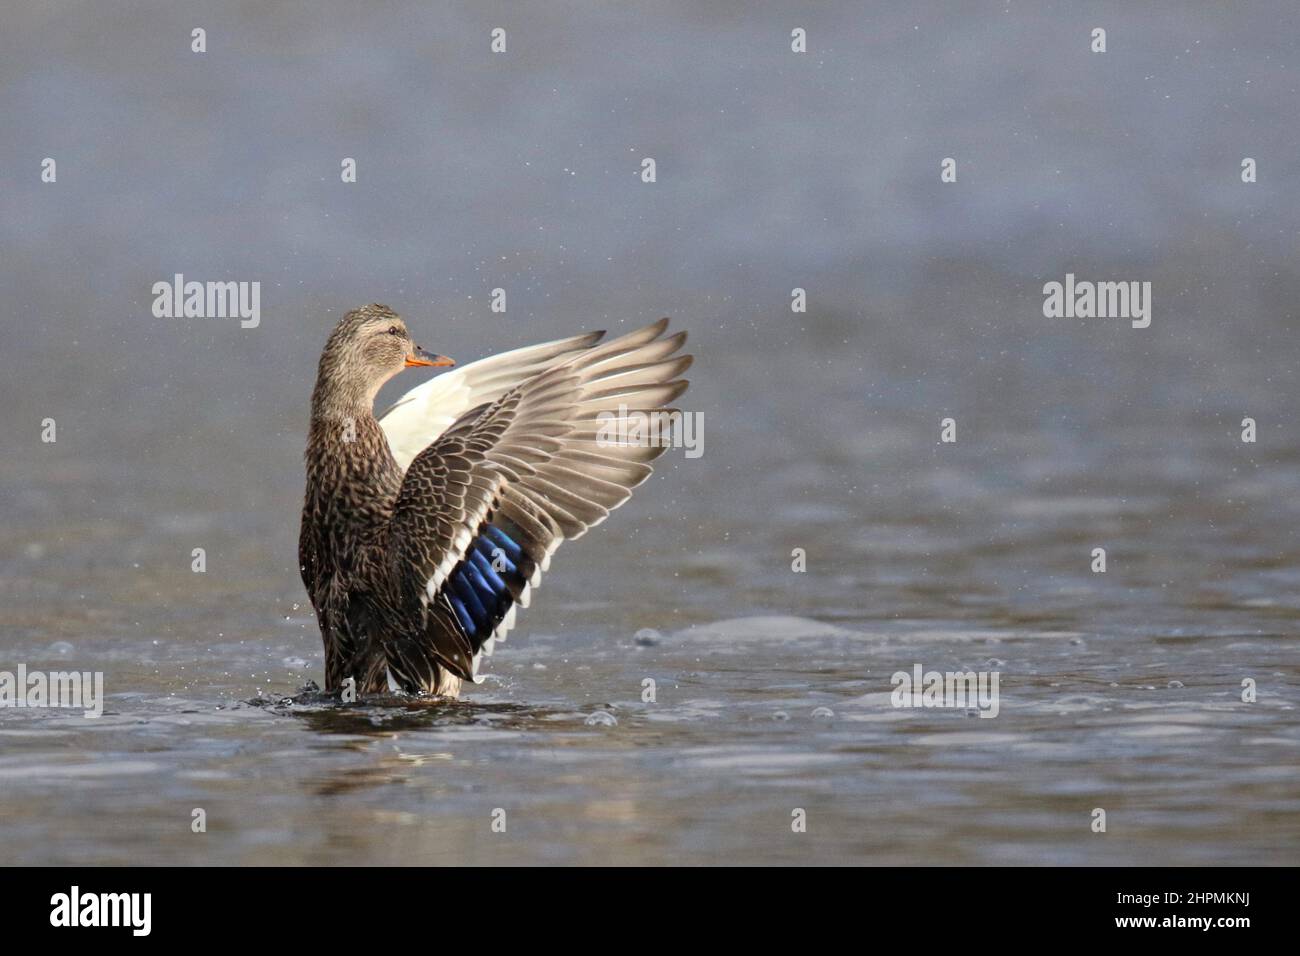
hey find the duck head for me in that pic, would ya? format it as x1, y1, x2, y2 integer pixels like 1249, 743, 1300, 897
312, 304, 454, 415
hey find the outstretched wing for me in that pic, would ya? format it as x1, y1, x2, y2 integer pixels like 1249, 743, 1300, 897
382, 318, 691, 687
378, 330, 605, 471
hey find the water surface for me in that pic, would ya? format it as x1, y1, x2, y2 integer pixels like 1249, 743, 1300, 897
1, 1, 1298, 865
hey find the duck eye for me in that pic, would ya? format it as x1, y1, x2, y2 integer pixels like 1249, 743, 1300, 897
387, 326, 402, 336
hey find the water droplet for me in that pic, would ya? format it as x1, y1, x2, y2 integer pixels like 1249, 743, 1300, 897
47, 641, 74, 656
811, 706, 835, 719
634, 628, 661, 647
584, 710, 617, 727
1167, 680, 1184, 689
771, 710, 790, 721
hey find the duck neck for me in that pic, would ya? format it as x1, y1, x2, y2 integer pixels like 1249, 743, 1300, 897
305, 378, 402, 518
309, 371, 381, 425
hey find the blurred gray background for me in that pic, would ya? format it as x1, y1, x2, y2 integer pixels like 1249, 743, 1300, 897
1, 2, 1297, 864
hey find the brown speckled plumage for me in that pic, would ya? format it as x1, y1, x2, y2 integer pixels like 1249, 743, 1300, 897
299, 304, 691, 699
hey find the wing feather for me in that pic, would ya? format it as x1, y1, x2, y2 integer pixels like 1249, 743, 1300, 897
383, 319, 690, 686
378, 330, 604, 470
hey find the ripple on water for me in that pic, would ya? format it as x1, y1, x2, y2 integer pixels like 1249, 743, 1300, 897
678, 747, 845, 773
677, 616, 859, 643
911, 732, 1025, 747
0, 759, 161, 781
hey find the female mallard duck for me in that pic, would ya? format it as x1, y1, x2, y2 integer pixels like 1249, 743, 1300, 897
300, 304, 691, 698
